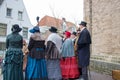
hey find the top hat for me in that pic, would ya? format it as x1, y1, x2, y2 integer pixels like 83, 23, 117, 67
49, 26, 57, 33
79, 21, 87, 27
72, 31, 77, 36
11, 24, 22, 33
29, 26, 40, 33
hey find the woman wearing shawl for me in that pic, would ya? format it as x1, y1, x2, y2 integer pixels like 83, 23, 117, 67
25, 26, 48, 80
60, 31, 80, 80
46, 26, 62, 80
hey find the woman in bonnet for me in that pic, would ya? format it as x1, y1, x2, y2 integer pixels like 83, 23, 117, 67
25, 26, 48, 80
60, 31, 80, 80
3, 24, 23, 80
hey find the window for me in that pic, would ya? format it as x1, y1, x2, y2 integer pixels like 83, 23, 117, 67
18, 11, 23, 20
0, 23, 7, 36
62, 22, 67, 32
6, 8, 12, 17
0, 42, 6, 50
23, 27, 28, 39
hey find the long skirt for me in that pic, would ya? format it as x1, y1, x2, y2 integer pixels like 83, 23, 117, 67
46, 59, 62, 80
60, 56, 80, 79
25, 55, 48, 80
3, 48, 23, 80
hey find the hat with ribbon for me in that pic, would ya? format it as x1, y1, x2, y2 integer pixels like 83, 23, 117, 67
29, 26, 40, 33
11, 24, 22, 33
79, 21, 87, 27
49, 26, 57, 33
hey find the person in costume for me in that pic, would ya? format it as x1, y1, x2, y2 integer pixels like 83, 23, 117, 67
46, 26, 62, 80
60, 31, 80, 80
77, 21, 91, 80
25, 26, 48, 80
22, 39, 29, 71
3, 24, 23, 80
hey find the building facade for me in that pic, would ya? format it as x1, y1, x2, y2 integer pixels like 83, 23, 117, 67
84, 0, 120, 56
0, 0, 32, 50
84, 0, 120, 74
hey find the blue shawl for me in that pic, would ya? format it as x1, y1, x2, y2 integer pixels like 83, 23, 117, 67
61, 38, 75, 57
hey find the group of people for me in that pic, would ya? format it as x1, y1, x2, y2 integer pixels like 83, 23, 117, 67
3, 21, 91, 80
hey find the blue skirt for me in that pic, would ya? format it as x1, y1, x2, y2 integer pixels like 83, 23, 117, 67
25, 55, 48, 80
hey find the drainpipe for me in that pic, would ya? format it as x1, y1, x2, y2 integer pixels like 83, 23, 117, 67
89, 0, 92, 55
89, 0, 92, 35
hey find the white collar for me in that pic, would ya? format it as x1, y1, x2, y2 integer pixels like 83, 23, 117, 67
81, 27, 86, 32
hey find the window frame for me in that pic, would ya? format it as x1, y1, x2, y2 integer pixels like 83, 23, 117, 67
0, 42, 6, 50
18, 11, 23, 20
0, 23, 7, 36
6, 8, 12, 17
22, 27, 28, 39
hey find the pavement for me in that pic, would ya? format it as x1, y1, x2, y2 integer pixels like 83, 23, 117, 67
88, 71, 113, 80
0, 71, 113, 80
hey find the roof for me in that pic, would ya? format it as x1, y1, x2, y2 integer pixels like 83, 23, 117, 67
39, 15, 76, 28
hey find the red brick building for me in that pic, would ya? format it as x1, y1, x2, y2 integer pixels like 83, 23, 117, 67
38, 15, 77, 39
39, 15, 76, 31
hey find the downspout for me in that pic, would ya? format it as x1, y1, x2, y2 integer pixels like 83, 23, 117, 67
89, 0, 92, 54
89, 0, 92, 34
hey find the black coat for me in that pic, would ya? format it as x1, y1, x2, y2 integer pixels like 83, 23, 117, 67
77, 28, 91, 67
28, 38, 46, 59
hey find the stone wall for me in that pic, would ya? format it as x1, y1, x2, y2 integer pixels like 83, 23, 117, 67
90, 54, 120, 75
84, 0, 120, 56
90, 59, 120, 75
84, 0, 120, 74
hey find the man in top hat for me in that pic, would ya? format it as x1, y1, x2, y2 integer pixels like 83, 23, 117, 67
71, 31, 77, 44
77, 21, 91, 80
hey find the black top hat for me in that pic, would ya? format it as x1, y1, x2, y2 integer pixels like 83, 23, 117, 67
11, 24, 22, 33
79, 21, 87, 27
72, 31, 77, 36
49, 26, 57, 33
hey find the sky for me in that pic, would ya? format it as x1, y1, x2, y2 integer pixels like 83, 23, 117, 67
23, 0, 83, 26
